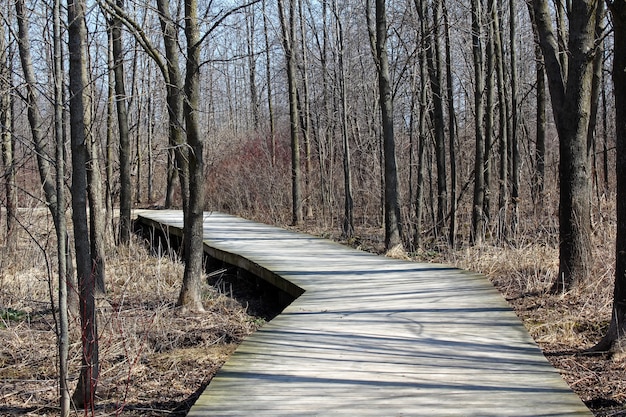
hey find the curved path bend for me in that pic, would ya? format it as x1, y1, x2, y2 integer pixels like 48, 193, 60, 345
135, 210, 591, 417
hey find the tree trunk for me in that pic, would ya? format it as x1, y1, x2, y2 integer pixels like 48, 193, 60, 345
262, 0, 276, 166
443, 0, 457, 247
110, 0, 132, 244
0, 28, 16, 249
15, 0, 58, 221
68, 0, 99, 406
156, 0, 190, 212
508, 0, 520, 232
471, 0, 485, 244
176, 0, 205, 312
592, 0, 626, 355
532, 0, 596, 291
375, 0, 403, 252
484, 0, 496, 226
413, 0, 428, 250
426, 0, 447, 239
298, 0, 313, 219
53, 0, 70, 411
278, 0, 303, 225
334, 1, 353, 238
246, 10, 260, 130
528, 4, 546, 208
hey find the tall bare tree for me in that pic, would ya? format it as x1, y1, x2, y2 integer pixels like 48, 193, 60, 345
470, 0, 486, 244
532, 0, 598, 291
0, 16, 15, 248
176, 0, 206, 312
15, 0, 58, 221
426, 0, 448, 238
109, 0, 132, 244
278, 0, 303, 225
370, 0, 403, 252
592, 0, 626, 356
68, 0, 100, 406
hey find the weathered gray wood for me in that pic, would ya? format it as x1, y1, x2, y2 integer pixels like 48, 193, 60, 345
135, 210, 591, 416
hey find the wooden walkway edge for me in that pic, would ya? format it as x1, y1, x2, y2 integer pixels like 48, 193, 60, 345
134, 210, 591, 416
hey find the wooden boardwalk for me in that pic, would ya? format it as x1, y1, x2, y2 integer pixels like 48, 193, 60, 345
135, 210, 591, 416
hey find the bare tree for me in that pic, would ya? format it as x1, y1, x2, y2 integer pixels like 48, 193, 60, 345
370, 0, 403, 252
532, 0, 599, 290
109, 0, 132, 244
592, 0, 626, 356
278, 0, 303, 225
426, 0, 448, 238
333, 0, 354, 238
470, 0, 486, 244
68, 0, 101, 405
0, 15, 16, 248
176, 0, 206, 312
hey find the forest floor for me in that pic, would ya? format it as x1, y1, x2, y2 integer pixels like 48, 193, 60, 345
0, 210, 625, 416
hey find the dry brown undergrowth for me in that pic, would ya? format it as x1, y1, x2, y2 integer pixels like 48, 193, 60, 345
0, 216, 263, 416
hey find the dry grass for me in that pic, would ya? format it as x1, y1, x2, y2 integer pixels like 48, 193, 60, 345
0, 213, 262, 416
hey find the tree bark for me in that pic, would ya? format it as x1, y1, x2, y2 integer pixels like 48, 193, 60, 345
176, 0, 205, 312
110, 0, 132, 244
15, 0, 58, 221
68, 0, 99, 406
334, 1, 354, 238
262, 0, 276, 166
53, 0, 70, 411
278, 0, 303, 225
443, 0, 457, 247
532, 0, 596, 291
592, 0, 626, 356
471, 0, 485, 244
156, 0, 190, 213
375, 0, 403, 252
528, 4, 546, 208
426, 0, 448, 238
0, 27, 16, 249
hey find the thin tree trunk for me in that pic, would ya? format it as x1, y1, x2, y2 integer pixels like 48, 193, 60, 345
278, 0, 303, 225
484, 0, 496, 226
105, 29, 115, 237
246, 10, 260, 130
68, 0, 99, 406
156, 0, 190, 212
471, 0, 485, 244
426, 0, 447, 239
0, 28, 16, 249
53, 0, 69, 410
110, 0, 132, 244
374, 0, 403, 252
529, 4, 546, 207
262, 0, 276, 165
414, 0, 428, 249
176, 0, 205, 312
508, 0, 520, 232
334, 1, 353, 238
494, 0, 509, 238
443, 0, 457, 247
298, 0, 313, 219
15, 0, 59, 221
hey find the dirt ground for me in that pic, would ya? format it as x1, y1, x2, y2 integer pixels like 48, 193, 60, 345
1, 230, 625, 416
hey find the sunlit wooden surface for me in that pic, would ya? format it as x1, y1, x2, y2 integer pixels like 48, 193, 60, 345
135, 210, 591, 416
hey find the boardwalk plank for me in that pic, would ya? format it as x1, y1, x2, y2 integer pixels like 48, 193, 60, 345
135, 210, 591, 416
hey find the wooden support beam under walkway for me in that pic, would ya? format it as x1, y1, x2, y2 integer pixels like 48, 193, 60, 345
134, 210, 591, 416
